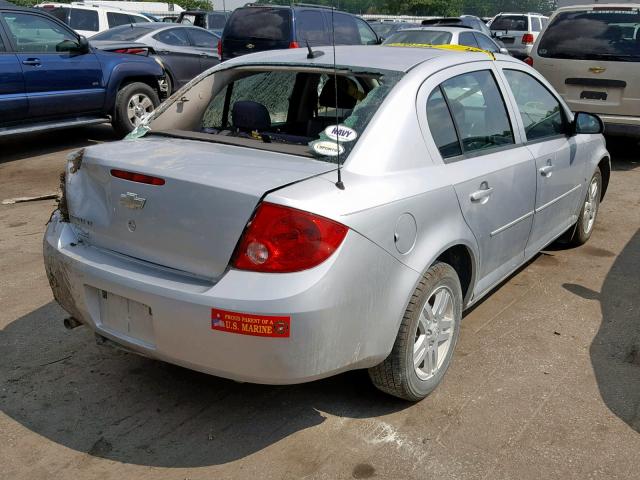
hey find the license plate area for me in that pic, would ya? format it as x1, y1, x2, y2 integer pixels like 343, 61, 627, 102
500, 37, 515, 44
96, 288, 156, 347
580, 90, 608, 101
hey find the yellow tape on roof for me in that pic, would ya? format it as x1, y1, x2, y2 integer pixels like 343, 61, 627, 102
385, 43, 496, 60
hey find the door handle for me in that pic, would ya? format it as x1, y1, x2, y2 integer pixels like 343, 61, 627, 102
22, 58, 41, 66
539, 164, 554, 177
470, 182, 494, 203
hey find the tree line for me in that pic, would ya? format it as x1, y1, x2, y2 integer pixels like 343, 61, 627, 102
254, 0, 557, 16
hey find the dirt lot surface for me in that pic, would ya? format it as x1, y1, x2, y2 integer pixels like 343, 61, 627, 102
1, 128, 639, 480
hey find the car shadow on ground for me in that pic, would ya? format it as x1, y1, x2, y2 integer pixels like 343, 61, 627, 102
0, 125, 119, 164
0, 301, 411, 468
564, 229, 640, 433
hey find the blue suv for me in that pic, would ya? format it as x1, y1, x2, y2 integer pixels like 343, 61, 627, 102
0, 1, 166, 137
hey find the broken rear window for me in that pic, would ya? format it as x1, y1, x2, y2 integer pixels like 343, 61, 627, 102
195, 67, 403, 163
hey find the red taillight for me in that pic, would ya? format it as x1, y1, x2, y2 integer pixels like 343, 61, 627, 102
217, 39, 222, 57
522, 33, 534, 45
113, 48, 148, 55
524, 56, 534, 66
232, 202, 348, 273
111, 169, 165, 186
289, 41, 300, 49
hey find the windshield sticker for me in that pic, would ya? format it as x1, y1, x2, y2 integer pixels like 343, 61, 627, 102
325, 125, 358, 143
312, 140, 345, 157
211, 308, 290, 338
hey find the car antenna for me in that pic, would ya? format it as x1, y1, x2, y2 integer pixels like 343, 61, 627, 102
331, 2, 345, 190
306, 40, 324, 59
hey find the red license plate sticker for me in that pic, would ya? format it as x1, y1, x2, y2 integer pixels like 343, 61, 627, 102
211, 308, 290, 338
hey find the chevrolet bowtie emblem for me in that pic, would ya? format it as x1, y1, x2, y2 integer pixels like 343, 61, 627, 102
119, 192, 146, 210
246, 43, 255, 49
589, 67, 606, 74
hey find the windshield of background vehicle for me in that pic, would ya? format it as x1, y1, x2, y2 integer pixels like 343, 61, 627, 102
538, 8, 640, 61
193, 68, 403, 163
91, 25, 148, 41
491, 15, 528, 31
383, 30, 452, 45
224, 8, 291, 40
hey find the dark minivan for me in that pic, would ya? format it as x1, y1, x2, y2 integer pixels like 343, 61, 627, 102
177, 10, 230, 35
220, 4, 379, 61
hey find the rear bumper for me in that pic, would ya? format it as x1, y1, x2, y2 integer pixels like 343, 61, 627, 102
44, 212, 419, 384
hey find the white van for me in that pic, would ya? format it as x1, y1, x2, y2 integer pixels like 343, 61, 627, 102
36, 2, 152, 37
528, 4, 640, 137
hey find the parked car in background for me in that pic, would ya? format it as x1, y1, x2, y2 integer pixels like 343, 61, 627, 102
490, 12, 549, 59
422, 15, 494, 38
0, 2, 166, 137
35, 2, 152, 37
177, 9, 230, 35
528, 4, 640, 137
368, 20, 420, 41
91, 23, 219, 95
45, 45, 609, 402
219, 4, 379, 61
383, 26, 509, 55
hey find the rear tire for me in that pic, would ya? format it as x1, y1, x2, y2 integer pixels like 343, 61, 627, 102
569, 167, 602, 246
369, 262, 463, 401
112, 82, 159, 137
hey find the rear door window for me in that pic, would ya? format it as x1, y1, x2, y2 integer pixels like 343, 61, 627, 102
154, 28, 191, 47
439, 70, 514, 154
296, 9, 329, 45
355, 17, 378, 45
107, 12, 133, 28
503, 69, 568, 141
459, 32, 479, 48
538, 9, 640, 61
225, 8, 291, 40
187, 28, 218, 48
491, 15, 528, 31
332, 13, 360, 44
474, 33, 499, 52
69, 8, 98, 32
130, 15, 150, 24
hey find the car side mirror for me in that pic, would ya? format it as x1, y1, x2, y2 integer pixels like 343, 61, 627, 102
78, 35, 90, 54
573, 112, 604, 135
499, 47, 509, 55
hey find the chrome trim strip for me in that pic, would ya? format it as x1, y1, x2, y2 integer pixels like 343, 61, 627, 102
535, 184, 582, 214
490, 210, 534, 237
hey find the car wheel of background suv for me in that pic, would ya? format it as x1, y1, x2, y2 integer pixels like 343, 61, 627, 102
369, 262, 462, 401
113, 82, 160, 136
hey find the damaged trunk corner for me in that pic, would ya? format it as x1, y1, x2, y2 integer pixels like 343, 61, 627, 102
54, 148, 84, 224
43, 238, 83, 324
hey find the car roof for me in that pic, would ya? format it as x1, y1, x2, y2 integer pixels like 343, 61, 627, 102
223, 44, 494, 73
104, 23, 212, 33
396, 26, 477, 34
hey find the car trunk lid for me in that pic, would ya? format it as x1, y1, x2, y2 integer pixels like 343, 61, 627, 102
65, 136, 335, 279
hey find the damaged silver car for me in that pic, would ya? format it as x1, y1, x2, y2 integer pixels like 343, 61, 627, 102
44, 46, 609, 400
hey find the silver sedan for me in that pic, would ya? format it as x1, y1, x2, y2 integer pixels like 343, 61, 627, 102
44, 46, 609, 401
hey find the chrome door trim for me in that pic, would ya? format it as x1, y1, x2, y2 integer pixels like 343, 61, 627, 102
490, 210, 534, 237
535, 184, 582, 213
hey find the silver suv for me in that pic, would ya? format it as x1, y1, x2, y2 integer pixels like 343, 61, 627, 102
490, 12, 549, 59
